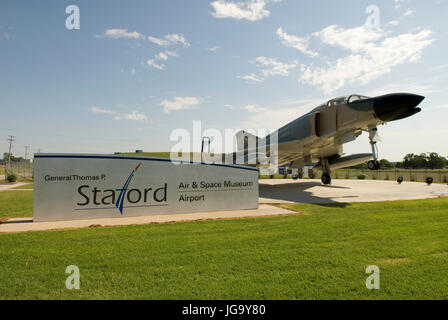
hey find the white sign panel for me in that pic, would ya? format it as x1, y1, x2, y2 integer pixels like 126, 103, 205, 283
34, 154, 259, 222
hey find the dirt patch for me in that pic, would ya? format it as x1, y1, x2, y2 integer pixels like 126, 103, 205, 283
271, 203, 309, 215
431, 251, 448, 258
379, 257, 409, 266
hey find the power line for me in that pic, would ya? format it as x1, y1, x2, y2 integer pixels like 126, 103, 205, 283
24, 145, 30, 160
6, 135, 15, 180
7, 135, 15, 162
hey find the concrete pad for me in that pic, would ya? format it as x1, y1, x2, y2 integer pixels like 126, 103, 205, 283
0, 205, 295, 234
260, 179, 448, 204
0, 182, 28, 191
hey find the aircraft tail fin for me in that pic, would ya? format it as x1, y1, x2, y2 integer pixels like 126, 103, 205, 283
236, 130, 259, 152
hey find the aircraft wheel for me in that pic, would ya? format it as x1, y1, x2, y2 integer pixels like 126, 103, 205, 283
374, 160, 381, 170
321, 173, 331, 185
367, 160, 376, 170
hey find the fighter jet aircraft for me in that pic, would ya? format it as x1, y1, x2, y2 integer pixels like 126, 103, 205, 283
233, 93, 425, 185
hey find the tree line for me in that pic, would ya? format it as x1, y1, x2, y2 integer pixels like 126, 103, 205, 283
352, 152, 448, 170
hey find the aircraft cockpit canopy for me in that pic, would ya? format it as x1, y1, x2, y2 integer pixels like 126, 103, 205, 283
347, 95, 370, 103
312, 94, 371, 113
326, 95, 371, 107
327, 96, 348, 106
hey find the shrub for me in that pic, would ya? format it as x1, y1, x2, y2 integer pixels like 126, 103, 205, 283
308, 169, 315, 179
357, 174, 366, 180
269, 174, 274, 179
7, 173, 17, 183
385, 174, 390, 181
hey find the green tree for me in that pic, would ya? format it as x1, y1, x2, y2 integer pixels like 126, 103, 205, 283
379, 159, 395, 168
400, 152, 447, 169
427, 152, 447, 169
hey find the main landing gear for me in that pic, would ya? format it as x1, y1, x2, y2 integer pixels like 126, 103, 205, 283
320, 158, 332, 185
321, 173, 331, 185
367, 127, 381, 171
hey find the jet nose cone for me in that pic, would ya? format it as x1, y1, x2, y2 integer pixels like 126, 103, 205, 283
374, 93, 424, 122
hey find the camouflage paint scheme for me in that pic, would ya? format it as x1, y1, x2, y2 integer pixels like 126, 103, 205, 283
237, 93, 424, 170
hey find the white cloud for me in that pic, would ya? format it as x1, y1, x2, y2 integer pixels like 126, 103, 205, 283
394, 0, 405, 9
242, 104, 263, 113
147, 59, 165, 70
256, 56, 297, 77
313, 24, 383, 52
97, 29, 144, 39
276, 27, 318, 57
130, 68, 136, 75
91, 106, 118, 115
403, 9, 414, 16
0, 30, 11, 41
206, 46, 219, 52
156, 52, 169, 61
165, 34, 190, 47
386, 20, 400, 26
238, 99, 319, 129
148, 33, 190, 47
237, 73, 264, 83
156, 51, 178, 61
148, 51, 178, 71
365, 82, 439, 97
148, 35, 170, 46
300, 25, 435, 94
124, 111, 148, 122
210, 0, 279, 21
91, 107, 148, 122
164, 51, 178, 57
160, 97, 201, 113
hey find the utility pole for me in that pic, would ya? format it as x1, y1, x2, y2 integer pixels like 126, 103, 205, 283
24, 146, 30, 160
6, 136, 15, 180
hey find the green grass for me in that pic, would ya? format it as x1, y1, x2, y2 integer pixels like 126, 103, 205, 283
0, 189, 447, 299
0, 191, 33, 221
122, 152, 202, 160
121, 152, 171, 158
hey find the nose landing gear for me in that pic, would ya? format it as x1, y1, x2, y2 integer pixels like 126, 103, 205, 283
367, 127, 381, 171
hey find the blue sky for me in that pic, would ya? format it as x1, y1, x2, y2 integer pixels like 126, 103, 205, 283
0, 0, 447, 161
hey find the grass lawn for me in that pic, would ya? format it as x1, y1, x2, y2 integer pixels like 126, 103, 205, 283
0, 189, 447, 299
0, 191, 33, 221
121, 152, 171, 158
